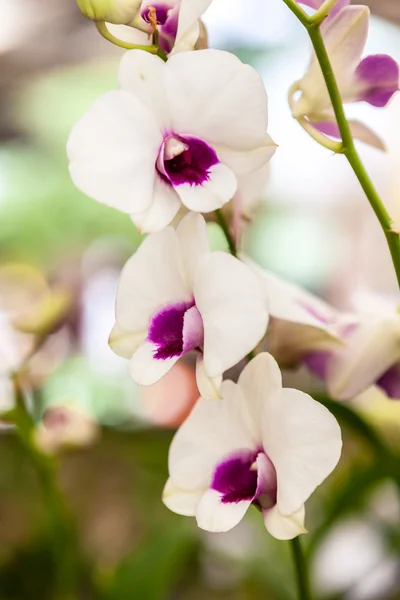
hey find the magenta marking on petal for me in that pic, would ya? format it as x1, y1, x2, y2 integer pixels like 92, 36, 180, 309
211, 450, 258, 504
303, 351, 331, 379
211, 450, 277, 507
148, 301, 191, 360
157, 135, 219, 188
355, 55, 400, 108
297, 299, 333, 325
182, 306, 204, 354
141, 3, 172, 25
376, 363, 400, 400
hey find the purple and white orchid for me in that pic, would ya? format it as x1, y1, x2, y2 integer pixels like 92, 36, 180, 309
106, 0, 212, 55
67, 48, 276, 233
109, 213, 269, 388
291, 5, 400, 149
163, 353, 342, 538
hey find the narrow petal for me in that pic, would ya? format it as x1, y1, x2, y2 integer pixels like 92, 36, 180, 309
195, 253, 269, 377
67, 91, 162, 213
327, 317, 400, 399
168, 381, 257, 491
131, 177, 181, 233
175, 163, 237, 213
262, 388, 342, 516
119, 50, 171, 128
108, 323, 146, 358
195, 355, 222, 400
196, 488, 252, 533
162, 478, 203, 516
238, 353, 282, 428
115, 226, 191, 333
130, 340, 179, 385
312, 118, 386, 150
263, 504, 307, 540
176, 212, 210, 289
165, 49, 269, 150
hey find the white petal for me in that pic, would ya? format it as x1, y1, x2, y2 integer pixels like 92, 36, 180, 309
168, 381, 257, 491
115, 226, 191, 332
176, 212, 210, 289
106, 23, 150, 45
108, 322, 146, 358
262, 388, 342, 516
130, 340, 179, 385
162, 478, 203, 516
119, 50, 171, 129
263, 504, 307, 540
194, 253, 269, 377
174, 0, 212, 50
294, 6, 369, 116
238, 353, 282, 427
196, 488, 252, 533
165, 50, 269, 150
67, 91, 162, 213
216, 138, 277, 178
327, 316, 400, 400
196, 355, 222, 400
175, 163, 237, 213
131, 177, 181, 233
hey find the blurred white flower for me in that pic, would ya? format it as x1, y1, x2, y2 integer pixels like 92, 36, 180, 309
163, 353, 342, 538
67, 48, 275, 232
291, 6, 400, 149
35, 403, 99, 454
109, 212, 269, 389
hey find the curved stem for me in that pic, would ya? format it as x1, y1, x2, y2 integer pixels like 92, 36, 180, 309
282, 2, 400, 287
215, 210, 238, 258
311, 0, 340, 24
290, 537, 312, 600
95, 21, 159, 53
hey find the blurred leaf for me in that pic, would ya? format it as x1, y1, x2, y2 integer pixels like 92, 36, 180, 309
105, 523, 198, 600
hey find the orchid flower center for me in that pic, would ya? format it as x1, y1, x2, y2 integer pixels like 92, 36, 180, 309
141, 2, 179, 53
148, 301, 204, 360
156, 134, 219, 187
211, 450, 277, 509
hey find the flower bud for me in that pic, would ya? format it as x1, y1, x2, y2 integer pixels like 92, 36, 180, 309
76, 0, 142, 24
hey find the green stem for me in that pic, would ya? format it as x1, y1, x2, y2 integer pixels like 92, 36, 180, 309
281, 1, 400, 287
290, 537, 312, 600
95, 20, 160, 53
311, 0, 341, 23
215, 210, 238, 258
13, 385, 79, 598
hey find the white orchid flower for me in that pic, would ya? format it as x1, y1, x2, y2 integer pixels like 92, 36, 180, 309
163, 353, 342, 538
67, 49, 276, 233
107, 0, 212, 55
291, 5, 400, 150
109, 213, 269, 390
243, 258, 344, 366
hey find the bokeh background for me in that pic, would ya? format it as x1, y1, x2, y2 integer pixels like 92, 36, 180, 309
0, 0, 400, 598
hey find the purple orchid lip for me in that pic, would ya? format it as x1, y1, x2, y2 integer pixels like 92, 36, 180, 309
148, 301, 204, 360
211, 449, 277, 508
303, 351, 331, 380
141, 2, 179, 54
376, 363, 400, 400
156, 134, 219, 187
355, 54, 400, 108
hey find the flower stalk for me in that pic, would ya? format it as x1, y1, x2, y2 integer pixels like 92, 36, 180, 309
282, 0, 400, 288
215, 209, 238, 257
291, 537, 312, 600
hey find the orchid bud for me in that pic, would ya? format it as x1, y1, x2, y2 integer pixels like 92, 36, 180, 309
75, 0, 142, 24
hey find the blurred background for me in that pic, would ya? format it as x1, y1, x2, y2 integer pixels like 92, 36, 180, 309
0, 0, 400, 598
